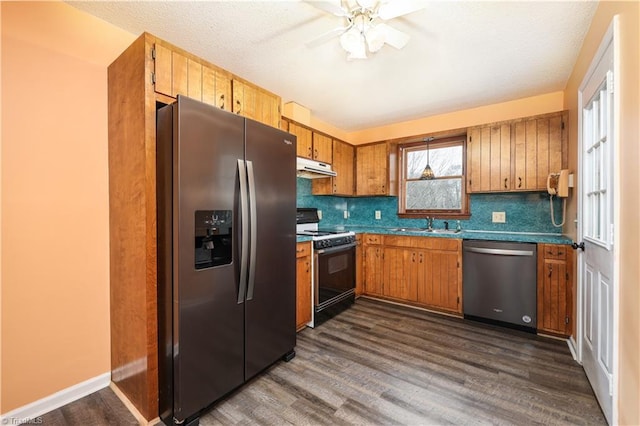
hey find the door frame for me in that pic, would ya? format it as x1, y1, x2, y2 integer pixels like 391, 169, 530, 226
576, 15, 620, 424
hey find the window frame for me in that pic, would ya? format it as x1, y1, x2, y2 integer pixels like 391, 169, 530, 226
398, 135, 470, 218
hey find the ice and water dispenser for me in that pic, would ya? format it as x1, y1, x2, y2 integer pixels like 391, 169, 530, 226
194, 210, 232, 269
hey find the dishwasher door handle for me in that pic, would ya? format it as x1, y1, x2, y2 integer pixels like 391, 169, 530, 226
464, 247, 534, 256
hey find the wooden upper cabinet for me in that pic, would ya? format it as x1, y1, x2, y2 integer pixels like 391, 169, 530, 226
312, 133, 333, 164
513, 112, 567, 191
467, 111, 567, 193
467, 124, 511, 192
312, 139, 354, 196
153, 41, 279, 126
356, 142, 393, 196
288, 122, 313, 159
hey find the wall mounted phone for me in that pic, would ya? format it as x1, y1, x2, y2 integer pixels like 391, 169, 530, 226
548, 169, 569, 227
547, 169, 569, 197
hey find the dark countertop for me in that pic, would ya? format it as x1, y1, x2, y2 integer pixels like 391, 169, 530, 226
313, 225, 573, 245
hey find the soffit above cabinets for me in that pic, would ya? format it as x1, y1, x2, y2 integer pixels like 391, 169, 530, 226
69, 1, 597, 132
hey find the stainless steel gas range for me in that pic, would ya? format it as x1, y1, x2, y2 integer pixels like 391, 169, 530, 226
296, 208, 356, 327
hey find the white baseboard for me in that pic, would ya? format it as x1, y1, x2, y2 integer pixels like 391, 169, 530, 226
0, 372, 110, 424
568, 336, 580, 362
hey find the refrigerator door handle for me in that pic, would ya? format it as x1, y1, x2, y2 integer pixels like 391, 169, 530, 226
237, 159, 249, 304
246, 160, 257, 300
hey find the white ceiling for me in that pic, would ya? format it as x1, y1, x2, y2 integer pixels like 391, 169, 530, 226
68, 1, 598, 132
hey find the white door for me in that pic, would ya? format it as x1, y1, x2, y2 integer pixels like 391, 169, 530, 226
578, 19, 617, 425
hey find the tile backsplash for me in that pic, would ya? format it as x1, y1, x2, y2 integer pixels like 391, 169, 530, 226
297, 178, 566, 233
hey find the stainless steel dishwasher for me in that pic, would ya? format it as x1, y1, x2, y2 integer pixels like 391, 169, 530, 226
462, 240, 537, 331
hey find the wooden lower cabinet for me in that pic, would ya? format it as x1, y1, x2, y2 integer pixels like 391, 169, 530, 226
296, 242, 312, 330
537, 243, 573, 336
362, 234, 462, 314
363, 235, 385, 296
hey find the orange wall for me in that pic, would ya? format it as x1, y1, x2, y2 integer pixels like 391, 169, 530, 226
562, 2, 639, 424
347, 91, 564, 144
1, 2, 133, 413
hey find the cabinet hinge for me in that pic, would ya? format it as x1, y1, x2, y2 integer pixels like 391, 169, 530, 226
561, 121, 565, 130
565, 316, 570, 324
566, 272, 569, 281
457, 261, 460, 268
457, 296, 460, 304
151, 47, 156, 60
151, 72, 156, 85
469, 136, 472, 143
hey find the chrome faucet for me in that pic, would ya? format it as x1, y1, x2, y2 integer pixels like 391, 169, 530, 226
426, 216, 434, 230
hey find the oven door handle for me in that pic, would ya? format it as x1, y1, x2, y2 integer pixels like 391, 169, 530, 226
314, 242, 356, 255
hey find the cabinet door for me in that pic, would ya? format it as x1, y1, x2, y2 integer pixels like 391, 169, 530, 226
289, 123, 313, 159
171, 51, 189, 98
215, 71, 232, 112
154, 43, 173, 96
383, 248, 418, 301
256, 90, 281, 129
333, 140, 354, 195
418, 249, 461, 313
356, 143, 388, 196
513, 113, 567, 191
313, 133, 333, 164
296, 255, 312, 330
312, 139, 354, 196
364, 246, 384, 296
468, 125, 507, 192
537, 246, 572, 336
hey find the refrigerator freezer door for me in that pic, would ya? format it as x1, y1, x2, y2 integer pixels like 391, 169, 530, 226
173, 96, 246, 422
244, 119, 297, 379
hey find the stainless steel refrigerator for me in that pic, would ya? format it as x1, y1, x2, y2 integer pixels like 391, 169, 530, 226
156, 96, 297, 426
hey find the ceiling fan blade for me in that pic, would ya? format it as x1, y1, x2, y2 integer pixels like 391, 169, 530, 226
377, 23, 410, 49
377, 0, 425, 20
305, 0, 349, 17
306, 25, 350, 48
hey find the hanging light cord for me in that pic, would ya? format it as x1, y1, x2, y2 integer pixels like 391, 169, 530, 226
549, 194, 566, 227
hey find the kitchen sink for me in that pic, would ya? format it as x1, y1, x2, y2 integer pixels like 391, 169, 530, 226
428, 229, 461, 234
388, 227, 461, 234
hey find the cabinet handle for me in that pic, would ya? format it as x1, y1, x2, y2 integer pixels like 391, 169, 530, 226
306, 261, 310, 273
236, 100, 242, 114
518, 177, 522, 188
308, 147, 312, 157
412, 253, 416, 262
548, 264, 553, 277
504, 178, 508, 189
314, 148, 318, 158
219, 94, 225, 109
419, 253, 423, 263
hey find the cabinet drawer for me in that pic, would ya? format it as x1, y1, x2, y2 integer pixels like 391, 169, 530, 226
296, 242, 311, 258
541, 244, 567, 260
363, 234, 384, 245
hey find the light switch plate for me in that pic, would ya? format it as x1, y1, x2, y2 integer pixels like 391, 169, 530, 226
317, 210, 322, 220
375, 210, 381, 220
492, 211, 506, 223
343, 210, 348, 219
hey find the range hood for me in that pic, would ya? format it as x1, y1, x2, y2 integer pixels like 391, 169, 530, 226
296, 157, 337, 179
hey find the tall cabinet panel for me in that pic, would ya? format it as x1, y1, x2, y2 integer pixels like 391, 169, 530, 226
109, 32, 286, 422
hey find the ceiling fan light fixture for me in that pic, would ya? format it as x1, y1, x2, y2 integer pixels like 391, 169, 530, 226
340, 27, 367, 59
365, 25, 385, 52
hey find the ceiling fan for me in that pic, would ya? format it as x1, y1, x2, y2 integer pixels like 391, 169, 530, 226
306, 0, 425, 60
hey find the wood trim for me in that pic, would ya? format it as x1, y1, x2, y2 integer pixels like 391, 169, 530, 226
108, 33, 157, 420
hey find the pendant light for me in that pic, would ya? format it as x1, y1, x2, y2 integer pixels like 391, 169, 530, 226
420, 137, 435, 180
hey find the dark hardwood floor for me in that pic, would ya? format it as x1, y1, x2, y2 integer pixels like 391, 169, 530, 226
37, 298, 605, 425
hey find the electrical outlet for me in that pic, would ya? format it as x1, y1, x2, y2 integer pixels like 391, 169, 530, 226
492, 211, 506, 223
375, 210, 381, 220
343, 210, 348, 219
317, 210, 322, 220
